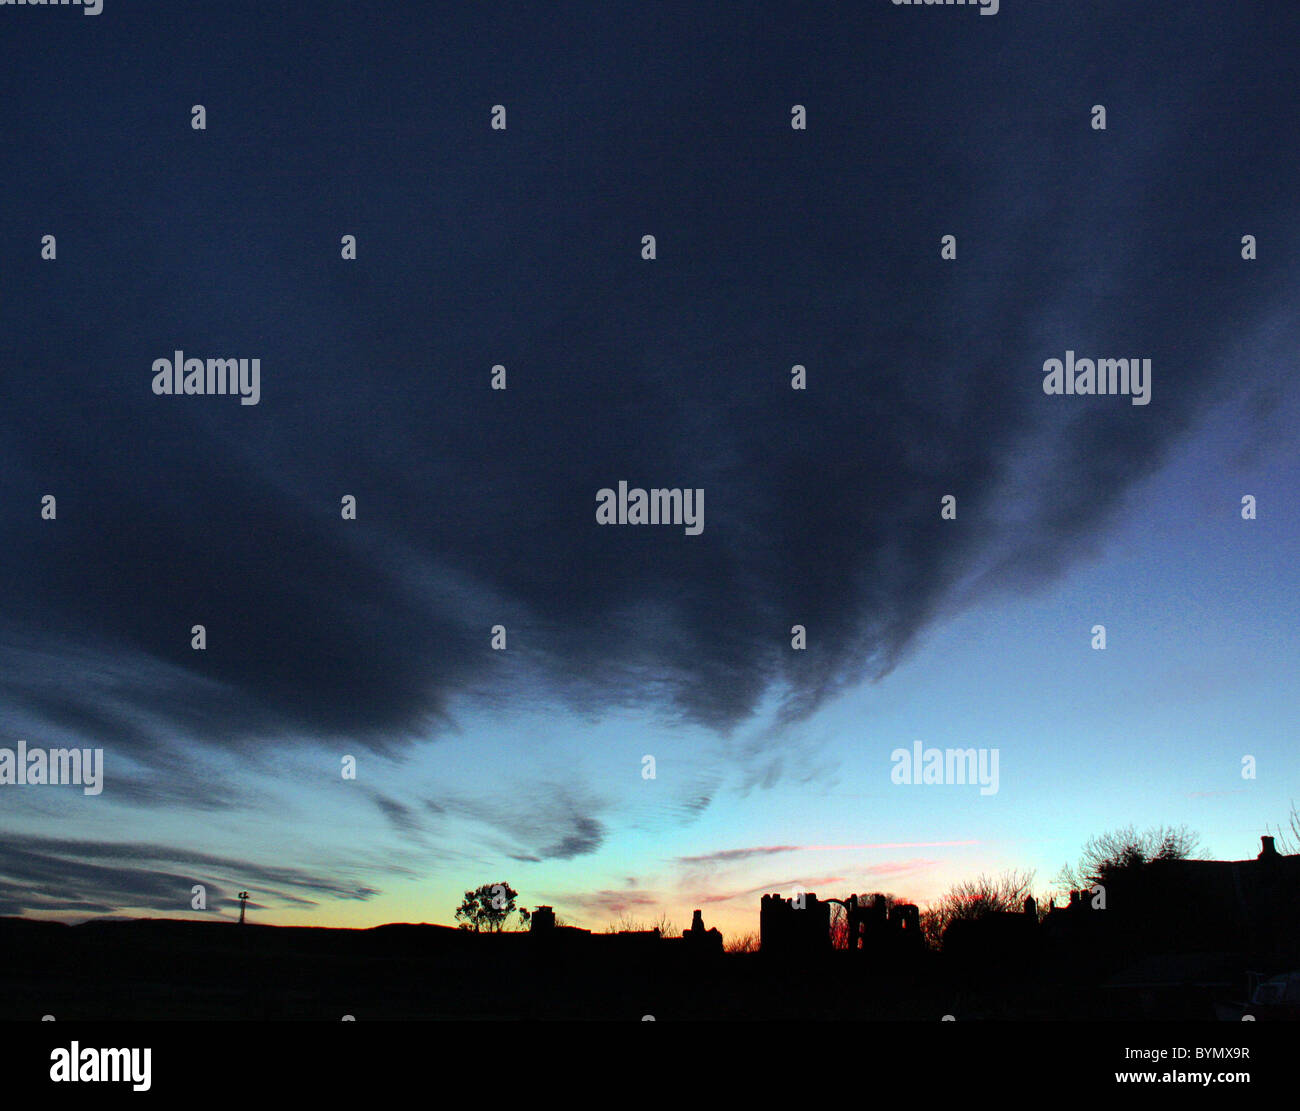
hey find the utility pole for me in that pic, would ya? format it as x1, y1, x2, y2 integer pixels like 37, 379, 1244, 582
238, 891, 249, 925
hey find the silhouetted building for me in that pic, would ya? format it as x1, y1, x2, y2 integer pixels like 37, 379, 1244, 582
845, 893, 924, 956
759, 891, 923, 959
760, 892, 832, 956
1026, 836, 1300, 984
526, 904, 720, 960
682, 909, 723, 955
943, 895, 1039, 966
1046, 835, 1300, 963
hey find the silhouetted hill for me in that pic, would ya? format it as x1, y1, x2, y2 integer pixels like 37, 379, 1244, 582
1, 912, 1277, 1020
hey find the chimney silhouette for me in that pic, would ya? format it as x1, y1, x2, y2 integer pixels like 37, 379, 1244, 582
1259, 836, 1278, 859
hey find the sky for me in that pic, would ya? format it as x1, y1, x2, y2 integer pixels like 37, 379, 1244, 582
1, 1, 1297, 940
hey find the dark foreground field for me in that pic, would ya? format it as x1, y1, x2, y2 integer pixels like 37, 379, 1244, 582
0, 917, 1271, 1021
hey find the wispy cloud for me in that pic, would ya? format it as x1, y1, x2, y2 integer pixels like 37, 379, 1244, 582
0, 834, 381, 919
677, 840, 978, 866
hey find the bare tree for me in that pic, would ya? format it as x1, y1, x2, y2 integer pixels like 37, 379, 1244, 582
648, 910, 677, 937
920, 870, 1036, 950
1055, 824, 1200, 892
724, 931, 760, 954
604, 911, 677, 936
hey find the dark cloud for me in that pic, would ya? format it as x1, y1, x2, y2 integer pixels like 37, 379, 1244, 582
0, 3, 1297, 781
0, 834, 382, 918
677, 846, 800, 866
537, 816, 605, 861
551, 888, 663, 923
412, 787, 609, 864
372, 793, 422, 837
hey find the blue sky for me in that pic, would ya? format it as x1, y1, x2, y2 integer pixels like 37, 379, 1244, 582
1, 1, 1298, 936
7, 376, 1295, 936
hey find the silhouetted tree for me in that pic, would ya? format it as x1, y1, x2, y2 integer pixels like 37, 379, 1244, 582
604, 911, 676, 936
725, 931, 759, 954
921, 870, 1036, 950
454, 882, 531, 932
1055, 824, 1199, 891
